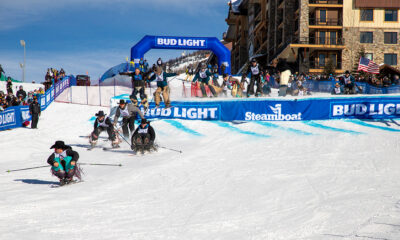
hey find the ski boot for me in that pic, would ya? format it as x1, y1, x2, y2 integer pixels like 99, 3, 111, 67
112, 139, 120, 149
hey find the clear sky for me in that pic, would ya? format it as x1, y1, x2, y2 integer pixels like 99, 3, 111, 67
0, 0, 230, 82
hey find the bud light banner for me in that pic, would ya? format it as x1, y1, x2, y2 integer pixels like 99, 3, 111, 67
131, 35, 231, 74
155, 37, 208, 49
0, 108, 20, 131
141, 96, 400, 121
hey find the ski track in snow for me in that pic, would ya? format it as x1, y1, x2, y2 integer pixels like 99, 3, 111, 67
1, 101, 400, 239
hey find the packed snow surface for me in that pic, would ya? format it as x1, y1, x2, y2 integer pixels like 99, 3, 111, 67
1, 91, 400, 239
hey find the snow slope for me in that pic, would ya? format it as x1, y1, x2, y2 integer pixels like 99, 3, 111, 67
1, 102, 400, 239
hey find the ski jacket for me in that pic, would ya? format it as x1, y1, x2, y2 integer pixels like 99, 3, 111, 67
148, 72, 177, 88
47, 148, 79, 166
29, 102, 41, 115
120, 72, 145, 88
193, 70, 212, 84
133, 124, 156, 141
246, 64, 263, 77
114, 103, 144, 122
94, 116, 113, 130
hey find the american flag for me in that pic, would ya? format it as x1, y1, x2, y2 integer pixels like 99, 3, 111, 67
357, 57, 380, 74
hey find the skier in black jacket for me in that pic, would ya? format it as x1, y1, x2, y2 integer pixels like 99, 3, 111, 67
246, 58, 263, 97
90, 110, 119, 148
29, 95, 41, 129
131, 119, 156, 153
47, 141, 81, 185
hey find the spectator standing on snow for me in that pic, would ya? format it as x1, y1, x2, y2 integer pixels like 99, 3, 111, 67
6, 78, 13, 94
29, 95, 41, 129
16, 86, 27, 100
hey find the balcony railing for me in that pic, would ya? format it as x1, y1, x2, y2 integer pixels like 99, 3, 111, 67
302, 37, 345, 45
309, 0, 343, 4
310, 61, 342, 69
309, 18, 342, 26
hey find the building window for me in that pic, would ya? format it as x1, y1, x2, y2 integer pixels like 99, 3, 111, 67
384, 54, 397, 65
319, 54, 326, 67
384, 32, 398, 44
330, 32, 337, 45
360, 9, 373, 21
320, 10, 326, 23
360, 32, 373, 43
385, 9, 398, 22
365, 53, 373, 61
319, 31, 326, 44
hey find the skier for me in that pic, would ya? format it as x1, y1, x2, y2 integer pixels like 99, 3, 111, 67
193, 63, 217, 97
131, 119, 156, 153
185, 65, 194, 82
343, 70, 356, 94
114, 99, 145, 139
90, 110, 119, 148
157, 58, 163, 67
29, 95, 41, 129
271, 58, 293, 97
148, 67, 176, 108
120, 68, 149, 109
245, 58, 263, 97
47, 141, 81, 185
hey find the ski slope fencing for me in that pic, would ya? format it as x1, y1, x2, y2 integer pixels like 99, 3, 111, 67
0, 77, 71, 131
55, 85, 133, 107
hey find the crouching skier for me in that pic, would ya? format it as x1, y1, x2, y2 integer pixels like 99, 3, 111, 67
47, 141, 81, 186
131, 119, 156, 154
114, 99, 145, 139
90, 110, 119, 149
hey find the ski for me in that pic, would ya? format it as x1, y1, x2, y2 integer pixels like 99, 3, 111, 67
51, 180, 82, 188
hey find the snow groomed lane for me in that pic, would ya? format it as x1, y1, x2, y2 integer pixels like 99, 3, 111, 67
2, 103, 400, 239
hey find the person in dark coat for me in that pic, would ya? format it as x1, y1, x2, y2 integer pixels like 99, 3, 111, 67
47, 141, 80, 185
246, 58, 263, 97
16, 86, 27, 100
6, 78, 13, 94
120, 68, 149, 109
114, 99, 145, 138
90, 110, 119, 148
131, 119, 156, 153
29, 95, 41, 129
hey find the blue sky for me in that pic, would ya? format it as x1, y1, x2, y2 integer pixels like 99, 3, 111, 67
0, 0, 230, 82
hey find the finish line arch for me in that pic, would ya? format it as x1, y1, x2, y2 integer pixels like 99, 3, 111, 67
131, 35, 231, 74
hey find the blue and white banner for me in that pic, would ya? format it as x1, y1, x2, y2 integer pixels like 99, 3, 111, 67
0, 108, 19, 131
139, 96, 400, 121
154, 36, 208, 49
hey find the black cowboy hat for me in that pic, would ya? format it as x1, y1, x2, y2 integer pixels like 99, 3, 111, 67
95, 110, 105, 117
141, 118, 148, 124
119, 99, 125, 104
50, 140, 69, 149
251, 58, 257, 63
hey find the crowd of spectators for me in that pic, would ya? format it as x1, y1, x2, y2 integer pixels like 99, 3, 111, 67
1, 78, 45, 112
43, 68, 66, 91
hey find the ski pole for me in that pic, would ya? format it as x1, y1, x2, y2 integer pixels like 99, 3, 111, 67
156, 144, 182, 154
115, 127, 134, 149
80, 163, 122, 167
6, 165, 49, 173
167, 75, 180, 83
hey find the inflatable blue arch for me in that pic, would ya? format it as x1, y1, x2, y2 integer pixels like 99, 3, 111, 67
131, 35, 231, 74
